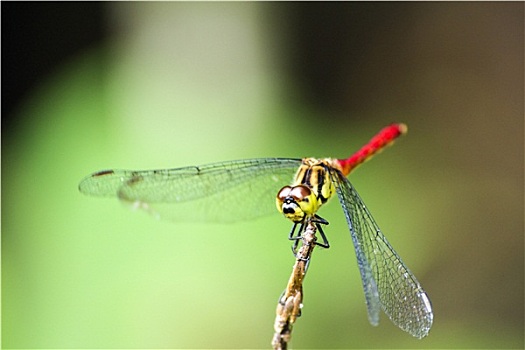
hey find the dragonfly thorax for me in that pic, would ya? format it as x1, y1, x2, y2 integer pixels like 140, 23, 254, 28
275, 158, 338, 223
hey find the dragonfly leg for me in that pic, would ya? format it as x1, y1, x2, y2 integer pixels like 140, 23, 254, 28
312, 215, 330, 249
311, 214, 329, 226
288, 222, 305, 255
303, 255, 312, 273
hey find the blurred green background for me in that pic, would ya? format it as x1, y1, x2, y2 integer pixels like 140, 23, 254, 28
3, 2, 523, 349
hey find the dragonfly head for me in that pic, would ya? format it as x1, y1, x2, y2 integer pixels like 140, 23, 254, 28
276, 185, 318, 223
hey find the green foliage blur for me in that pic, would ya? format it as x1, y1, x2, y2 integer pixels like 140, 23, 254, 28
3, 2, 523, 349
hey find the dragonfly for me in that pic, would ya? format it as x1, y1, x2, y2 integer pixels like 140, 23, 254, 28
79, 123, 433, 339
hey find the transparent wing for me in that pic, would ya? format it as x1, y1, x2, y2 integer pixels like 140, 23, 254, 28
79, 158, 301, 222
332, 170, 433, 338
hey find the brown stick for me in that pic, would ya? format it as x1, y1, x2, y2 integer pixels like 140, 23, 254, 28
272, 220, 318, 350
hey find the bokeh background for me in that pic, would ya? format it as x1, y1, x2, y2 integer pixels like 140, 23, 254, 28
3, 2, 523, 349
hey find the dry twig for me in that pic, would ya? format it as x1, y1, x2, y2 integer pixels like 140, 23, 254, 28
272, 220, 318, 350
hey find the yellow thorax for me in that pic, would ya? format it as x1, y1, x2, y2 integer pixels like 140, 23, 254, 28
276, 158, 340, 223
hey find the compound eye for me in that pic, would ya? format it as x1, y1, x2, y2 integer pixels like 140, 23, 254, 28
290, 185, 311, 201
277, 186, 292, 201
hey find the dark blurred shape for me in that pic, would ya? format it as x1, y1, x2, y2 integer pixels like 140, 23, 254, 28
1, 2, 106, 132
279, 2, 414, 117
